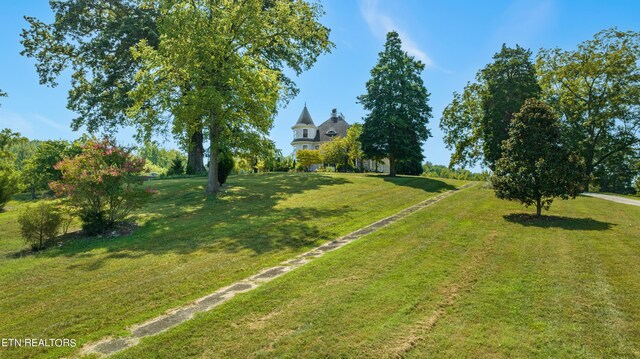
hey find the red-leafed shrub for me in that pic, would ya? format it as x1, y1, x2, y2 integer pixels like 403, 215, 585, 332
50, 139, 156, 235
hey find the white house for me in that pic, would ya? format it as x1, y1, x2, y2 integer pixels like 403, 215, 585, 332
291, 105, 388, 172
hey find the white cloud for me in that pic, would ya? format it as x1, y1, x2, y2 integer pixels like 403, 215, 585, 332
359, 0, 434, 67
0, 112, 35, 137
0, 111, 73, 139
495, 0, 557, 45
31, 114, 69, 131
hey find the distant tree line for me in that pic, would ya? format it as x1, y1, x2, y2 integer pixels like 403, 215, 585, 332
421, 162, 489, 181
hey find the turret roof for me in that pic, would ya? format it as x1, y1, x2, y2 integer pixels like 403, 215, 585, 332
296, 104, 315, 126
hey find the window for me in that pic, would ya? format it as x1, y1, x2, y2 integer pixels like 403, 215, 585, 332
303, 129, 308, 138
303, 145, 308, 150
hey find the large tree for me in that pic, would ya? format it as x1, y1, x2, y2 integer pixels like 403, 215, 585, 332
441, 45, 541, 169
20, 0, 206, 173
21, 0, 159, 133
129, 0, 332, 193
537, 28, 640, 190
491, 99, 585, 217
358, 31, 432, 177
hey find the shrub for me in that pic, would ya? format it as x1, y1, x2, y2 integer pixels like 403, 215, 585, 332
50, 139, 156, 235
218, 150, 235, 185
18, 201, 62, 250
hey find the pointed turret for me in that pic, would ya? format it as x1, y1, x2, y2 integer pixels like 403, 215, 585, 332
295, 104, 315, 126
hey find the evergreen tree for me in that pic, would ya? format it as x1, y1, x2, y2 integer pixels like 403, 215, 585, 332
441, 45, 541, 169
491, 99, 585, 217
358, 31, 432, 177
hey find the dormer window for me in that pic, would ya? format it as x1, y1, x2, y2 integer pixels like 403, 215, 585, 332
326, 130, 337, 137
303, 129, 308, 138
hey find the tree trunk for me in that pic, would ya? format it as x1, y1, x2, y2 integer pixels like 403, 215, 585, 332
389, 156, 396, 177
206, 116, 220, 194
536, 197, 542, 217
186, 129, 205, 174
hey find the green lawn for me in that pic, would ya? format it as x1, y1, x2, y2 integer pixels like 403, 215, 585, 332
106, 186, 640, 358
0, 173, 465, 358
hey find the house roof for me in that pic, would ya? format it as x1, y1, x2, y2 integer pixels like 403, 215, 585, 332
317, 110, 350, 142
291, 107, 351, 145
295, 104, 315, 126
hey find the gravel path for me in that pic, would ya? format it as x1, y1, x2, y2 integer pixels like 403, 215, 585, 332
582, 193, 640, 207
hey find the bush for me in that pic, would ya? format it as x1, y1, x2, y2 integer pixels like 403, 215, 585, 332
18, 201, 62, 250
218, 150, 235, 185
50, 139, 156, 235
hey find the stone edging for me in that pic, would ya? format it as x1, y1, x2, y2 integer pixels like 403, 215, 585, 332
79, 182, 476, 357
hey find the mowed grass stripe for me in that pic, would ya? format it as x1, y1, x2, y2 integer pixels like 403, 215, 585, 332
0, 173, 464, 359
111, 185, 495, 358
112, 187, 640, 358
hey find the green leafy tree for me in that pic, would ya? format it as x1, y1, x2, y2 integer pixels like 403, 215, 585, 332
8, 139, 41, 171
537, 28, 640, 190
590, 149, 639, 194
0, 129, 25, 210
20, 0, 159, 134
21, 140, 70, 199
358, 31, 432, 177
128, 0, 332, 194
441, 45, 541, 169
0, 161, 19, 210
491, 99, 585, 217
295, 149, 321, 172
20, 1, 208, 173
319, 137, 348, 170
344, 123, 364, 171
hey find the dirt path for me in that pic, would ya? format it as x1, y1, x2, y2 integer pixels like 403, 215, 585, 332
582, 193, 640, 207
79, 183, 477, 358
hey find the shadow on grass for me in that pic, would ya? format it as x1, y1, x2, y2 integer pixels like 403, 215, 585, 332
8, 173, 354, 268
503, 213, 615, 231
371, 174, 458, 193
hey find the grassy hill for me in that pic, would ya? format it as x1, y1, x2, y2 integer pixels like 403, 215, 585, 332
111, 185, 640, 358
0, 173, 465, 358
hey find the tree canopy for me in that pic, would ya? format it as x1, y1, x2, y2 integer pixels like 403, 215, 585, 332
20, 0, 160, 134
358, 31, 432, 177
128, 0, 332, 193
537, 28, 640, 190
441, 44, 540, 170
491, 99, 585, 216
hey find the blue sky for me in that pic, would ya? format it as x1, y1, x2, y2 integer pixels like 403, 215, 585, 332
1, 0, 638, 169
